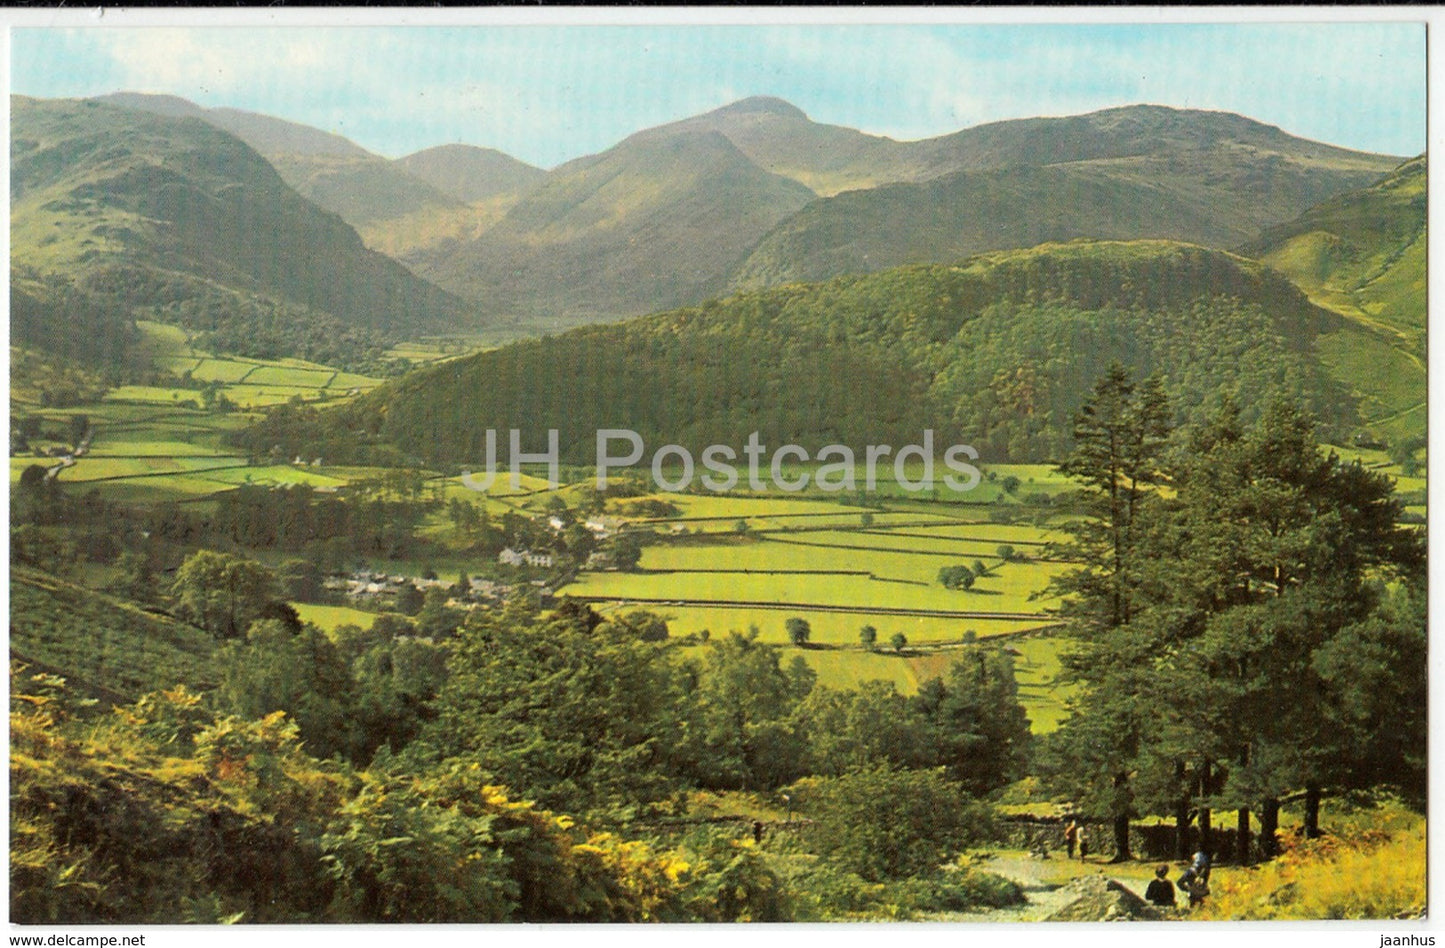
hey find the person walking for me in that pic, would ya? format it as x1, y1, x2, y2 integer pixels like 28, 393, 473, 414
1077, 823, 1089, 861
1064, 820, 1078, 860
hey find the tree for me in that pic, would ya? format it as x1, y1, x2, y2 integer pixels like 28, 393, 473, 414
796, 682, 929, 776
278, 558, 323, 601
215, 619, 358, 760
1001, 475, 1021, 495
890, 632, 907, 653
394, 583, 425, 616
429, 603, 689, 817
785, 617, 811, 647
613, 610, 670, 642
799, 766, 990, 882
1046, 365, 1171, 859
415, 587, 463, 638
171, 550, 281, 639
611, 533, 644, 571
859, 625, 878, 650
687, 631, 812, 791
1054, 364, 1170, 628
911, 651, 1031, 796
1052, 395, 1424, 861
938, 565, 975, 590
110, 550, 158, 603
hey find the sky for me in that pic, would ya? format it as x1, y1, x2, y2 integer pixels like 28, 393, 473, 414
9, 15, 1428, 168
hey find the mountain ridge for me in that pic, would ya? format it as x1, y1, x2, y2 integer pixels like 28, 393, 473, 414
11, 95, 474, 367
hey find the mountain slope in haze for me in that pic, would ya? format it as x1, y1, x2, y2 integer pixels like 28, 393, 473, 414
1242, 156, 1426, 446
397, 144, 546, 203
640, 96, 921, 196
416, 99, 1401, 321
280, 240, 1361, 467
730, 105, 1403, 291
414, 128, 818, 317
97, 91, 372, 157
96, 92, 469, 235
12, 96, 471, 364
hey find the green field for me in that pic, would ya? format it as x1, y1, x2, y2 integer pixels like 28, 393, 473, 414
295, 602, 381, 632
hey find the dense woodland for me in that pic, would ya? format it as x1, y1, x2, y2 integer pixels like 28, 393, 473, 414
305, 241, 1357, 468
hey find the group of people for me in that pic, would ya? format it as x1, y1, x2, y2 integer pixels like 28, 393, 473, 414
1061, 819, 1212, 910
1146, 849, 1212, 909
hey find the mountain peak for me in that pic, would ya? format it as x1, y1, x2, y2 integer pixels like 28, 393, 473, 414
710, 96, 809, 121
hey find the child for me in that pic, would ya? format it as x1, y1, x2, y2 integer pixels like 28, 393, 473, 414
1145, 865, 1176, 907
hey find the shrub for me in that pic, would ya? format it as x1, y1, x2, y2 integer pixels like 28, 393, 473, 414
793, 766, 992, 882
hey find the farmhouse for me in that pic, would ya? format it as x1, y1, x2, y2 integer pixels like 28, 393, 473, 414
499, 547, 554, 568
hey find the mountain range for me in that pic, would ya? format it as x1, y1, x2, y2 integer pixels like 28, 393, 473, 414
11, 91, 1423, 450
83, 92, 1403, 324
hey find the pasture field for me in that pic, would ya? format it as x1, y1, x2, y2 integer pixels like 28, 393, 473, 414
601, 602, 1050, 647
295, 602, 381, 633
188, 358, 257, 383
58, 456, 251, 482
242, 365, 337, 387
562, 563, 1057, 616
201, 464, 350, 489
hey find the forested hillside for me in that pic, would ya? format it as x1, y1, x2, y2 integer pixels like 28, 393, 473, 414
296, 240, 1357, 467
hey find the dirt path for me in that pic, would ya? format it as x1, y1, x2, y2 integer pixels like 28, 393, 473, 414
942, 855, 1079, 922
942, 853, 1149, 922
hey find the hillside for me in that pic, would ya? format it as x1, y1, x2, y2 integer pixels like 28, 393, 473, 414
1245, 156, 1425, 345
413, 100, 1400, 321
12, 96, 472, 365
1242, 157, 1426, 446
10, 566, 216, 703
397, 143, 547, 203
309, 240, 1359, 466
731, 107, 1401, 291
641, 95, 921, 196
96, 91, 478, 241
412, 128, 818, 317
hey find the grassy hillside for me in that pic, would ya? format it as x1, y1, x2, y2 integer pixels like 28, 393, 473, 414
643, 95, 922, 197
10, 566, 216, 702
414, 128, 818, 318
305, 240, 1357, 467
397, 143, 546, 203
97, 91, 471, 237
1242, 157, 1426, 447
415, 100, 1399, 322
732, 108, 1401, 291
12, 96, 473, 366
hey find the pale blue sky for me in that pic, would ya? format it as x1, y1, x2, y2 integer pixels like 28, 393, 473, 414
12, 22, 1426, 167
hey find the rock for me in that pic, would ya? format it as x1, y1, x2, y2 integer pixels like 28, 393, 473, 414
1045, 876, 1164, 921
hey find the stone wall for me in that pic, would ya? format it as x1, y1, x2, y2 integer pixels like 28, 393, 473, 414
998, 816, 1255, 864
